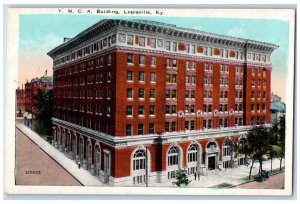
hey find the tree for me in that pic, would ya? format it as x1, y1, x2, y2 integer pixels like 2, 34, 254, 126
277, 116, 286, 170
227, 137, 258, 180
172, 169, 191, 187
230, 125, 271, 180
246, 125, 271, 178
33, 88, 53, 136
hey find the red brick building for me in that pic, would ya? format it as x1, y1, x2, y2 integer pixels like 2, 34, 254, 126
48, 19, 278, 186
16, 85, 25, 117
25, 74, 53, 113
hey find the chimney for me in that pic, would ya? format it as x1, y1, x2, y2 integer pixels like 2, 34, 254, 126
64, 37, 71, 42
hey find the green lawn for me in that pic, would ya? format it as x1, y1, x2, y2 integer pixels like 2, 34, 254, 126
210, 183, 233, 188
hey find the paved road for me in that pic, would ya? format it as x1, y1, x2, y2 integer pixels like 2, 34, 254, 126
15, 128, 82, 186
232, 172, 284, 189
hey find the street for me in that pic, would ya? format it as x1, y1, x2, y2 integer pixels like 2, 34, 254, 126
232, 172, 284, 189
15, 127, 82, 186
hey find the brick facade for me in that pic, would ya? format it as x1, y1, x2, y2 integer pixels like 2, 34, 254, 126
48, 19, 278, 186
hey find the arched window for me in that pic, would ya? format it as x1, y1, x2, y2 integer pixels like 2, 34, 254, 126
168, 146, 179, 166
188, 144, 198, 163
207, 141, 217, 149
223, 139, 232, 157
132, 149, 147, 185
187, 144, 199, 175
133, 149, 146, 171
167, 146, 180, 179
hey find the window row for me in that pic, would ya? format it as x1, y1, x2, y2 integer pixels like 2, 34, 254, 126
127, 88, 156, 100
53, 34, 116, 66
127, 54, 156, 66
127, 71, 156, 83
126, 106, 156, 117
251, 104, 266, 112
126, 123, 155, 136
251, 79, 267, 87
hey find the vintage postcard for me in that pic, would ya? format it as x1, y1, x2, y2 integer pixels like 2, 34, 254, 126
4, 7, 295, 196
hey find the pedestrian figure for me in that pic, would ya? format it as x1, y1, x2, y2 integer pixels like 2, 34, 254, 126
198, 172, 200, 180
78, 161, 81, 169
194, 172, 197, 180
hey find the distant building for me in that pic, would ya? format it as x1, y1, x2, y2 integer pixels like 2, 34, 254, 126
16, 85, 25, 117
270, 93, 285, 122
48, 19, 278, 186
25, 71, 53, 114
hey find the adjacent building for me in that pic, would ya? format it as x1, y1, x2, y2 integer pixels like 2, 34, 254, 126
16, 85, 25, 117
25, 73, 53, 114
48, 19, 278, 186
270, 93, 286, 123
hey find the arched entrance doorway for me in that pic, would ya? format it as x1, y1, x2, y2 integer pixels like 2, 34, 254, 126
205, 141, 220, 170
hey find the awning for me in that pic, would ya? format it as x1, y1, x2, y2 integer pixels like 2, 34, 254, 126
23, 112, 28, 117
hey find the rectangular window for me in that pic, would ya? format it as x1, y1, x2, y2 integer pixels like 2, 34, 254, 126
165, 105, 170, 114
149, 106, 155, 115
139, 55, 145, 65
127, 35, 133, 45
186, 44, 190, 53
139, 72, 145, 82
166, 41, 171, 51
127, 71, 133, 81
150, 56, 156, 66
172, 42, 177, 52
150, 38, 156, 48
171, 121, 176, 131
191, 90, 195, 98
127, 88, 133, 99
126, 125, 132, 136
139, 37, 145, 47
185, 121, 189, 130
165, 122, 170, 132
191, 45, 196, 54
127, 54, 134, 64
150, 89, 155, 99
171, 105, 177, 114
108, 55, 112, 65
185, 76, 190, 83
172, 89, 177, 98
107, 72, 111, 82
138, 106, 144, 115
126, 106, 133, 116
149, 123, 155, 134
138, 124, 144, 135
139, 89, 145, 98
150, 73, 156, 83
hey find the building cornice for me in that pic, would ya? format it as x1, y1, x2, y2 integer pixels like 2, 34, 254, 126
48, 19, 279, 59
52, 45, 272, 72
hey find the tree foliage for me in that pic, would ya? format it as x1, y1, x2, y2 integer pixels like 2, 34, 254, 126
173, 169, 191, 187
272, 115, 286, 170
33, 88, 53, 136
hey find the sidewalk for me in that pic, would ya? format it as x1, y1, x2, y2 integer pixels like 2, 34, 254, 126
151, 157, 284, 188
16, 122, 106, 187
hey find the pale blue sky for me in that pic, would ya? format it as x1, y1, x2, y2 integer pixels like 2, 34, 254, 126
18, 14, 290, 101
